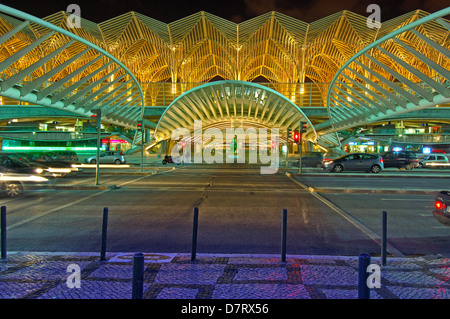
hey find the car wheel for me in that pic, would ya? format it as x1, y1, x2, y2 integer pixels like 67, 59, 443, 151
90, 159, 96, 164
114, 159, 121, 164
4, 182, 23, 197
405, 163, 413, 170
333, 164, 343, 173
162, 160, 167, 164
315, 163, 322, 168
370, 165, 381, 174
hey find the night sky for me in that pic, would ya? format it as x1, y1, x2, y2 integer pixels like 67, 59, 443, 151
1, 0, 449, 23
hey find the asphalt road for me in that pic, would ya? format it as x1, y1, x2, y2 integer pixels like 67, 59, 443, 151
1, 166, 449, 258
294, 174, 450, 191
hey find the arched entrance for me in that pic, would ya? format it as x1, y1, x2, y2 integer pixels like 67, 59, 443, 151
154, 80, 316, 169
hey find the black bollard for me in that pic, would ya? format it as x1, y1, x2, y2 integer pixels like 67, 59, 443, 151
132, 252, 145, 299
358, 253, 371, 299
1, 206, 6, 259
281, 209, 287, 262
381, 211, 387, 266
100, 207, 109, 261
191, 207, 199, 262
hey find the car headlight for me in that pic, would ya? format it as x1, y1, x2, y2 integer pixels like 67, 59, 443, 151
323, 161, 333, 166
35, 168, 44, 174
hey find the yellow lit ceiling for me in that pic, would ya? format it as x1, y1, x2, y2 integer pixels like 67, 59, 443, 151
1, 9, 447, 87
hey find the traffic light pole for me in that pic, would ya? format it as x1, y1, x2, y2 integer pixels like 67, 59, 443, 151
299, 121, 303, 175
94, 109, 101, 185
286, 129, 290, 168
140, 121, 144, 173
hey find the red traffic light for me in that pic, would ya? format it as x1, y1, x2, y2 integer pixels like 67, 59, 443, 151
293, 131, 299, 142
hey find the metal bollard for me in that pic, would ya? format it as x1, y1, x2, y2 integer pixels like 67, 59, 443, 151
281, 209, 287, 262
191, 207, 199, 262
381, 211, 387, 266
132, 252, 145, 299
100, 207, 109, 261
358, 253, 371, 299
1, 206, 6, 259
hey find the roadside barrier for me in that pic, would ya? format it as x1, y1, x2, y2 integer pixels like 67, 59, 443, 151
358, 253, 371, 299
100, 207, 109, 261
382, 211, 387, 266
132, 252, 145, 299
0, 204, 391, 298
191, 207, 199, 261
1, 206, 6, 259
281, 209, 287, 262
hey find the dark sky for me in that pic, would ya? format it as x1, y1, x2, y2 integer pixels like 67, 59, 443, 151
1, 0, 448, 23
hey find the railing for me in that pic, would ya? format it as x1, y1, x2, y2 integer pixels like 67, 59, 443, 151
0, 125, 133, 141
365, 133, 450, 144
2, 81, 450, 110
140, 82, 331, 107
0, 81, 330, 108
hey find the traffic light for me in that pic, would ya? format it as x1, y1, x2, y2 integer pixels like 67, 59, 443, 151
300, 121, 307, 133
293, 130, 300, 143
91, 109, 101, 127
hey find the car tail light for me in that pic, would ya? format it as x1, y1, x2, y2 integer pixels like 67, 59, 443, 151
380, 158, 383, 163
435, 201, 447, 210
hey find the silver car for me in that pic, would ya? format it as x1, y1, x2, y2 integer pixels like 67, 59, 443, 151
419, 154, 449, 168
323, 153, 384, 173
86, 151, 126, 164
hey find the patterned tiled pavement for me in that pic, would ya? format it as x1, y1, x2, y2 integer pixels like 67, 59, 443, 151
1, 252, 449, 300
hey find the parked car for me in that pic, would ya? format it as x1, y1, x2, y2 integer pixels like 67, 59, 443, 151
56, 150, 78, 162
86, 151, 126, 164
33, 151, 78, 163
295, 152, 325, 168
323, 153, 384, 173
433, 191, 450, 226
418, 154, 449, 168
381, 151, 419, 170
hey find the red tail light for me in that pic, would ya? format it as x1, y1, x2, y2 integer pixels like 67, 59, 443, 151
380, 158, 383, 163
435, 201, 447, 210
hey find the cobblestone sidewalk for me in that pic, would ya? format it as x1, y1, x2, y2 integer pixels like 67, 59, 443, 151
0, 252, 449, 299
